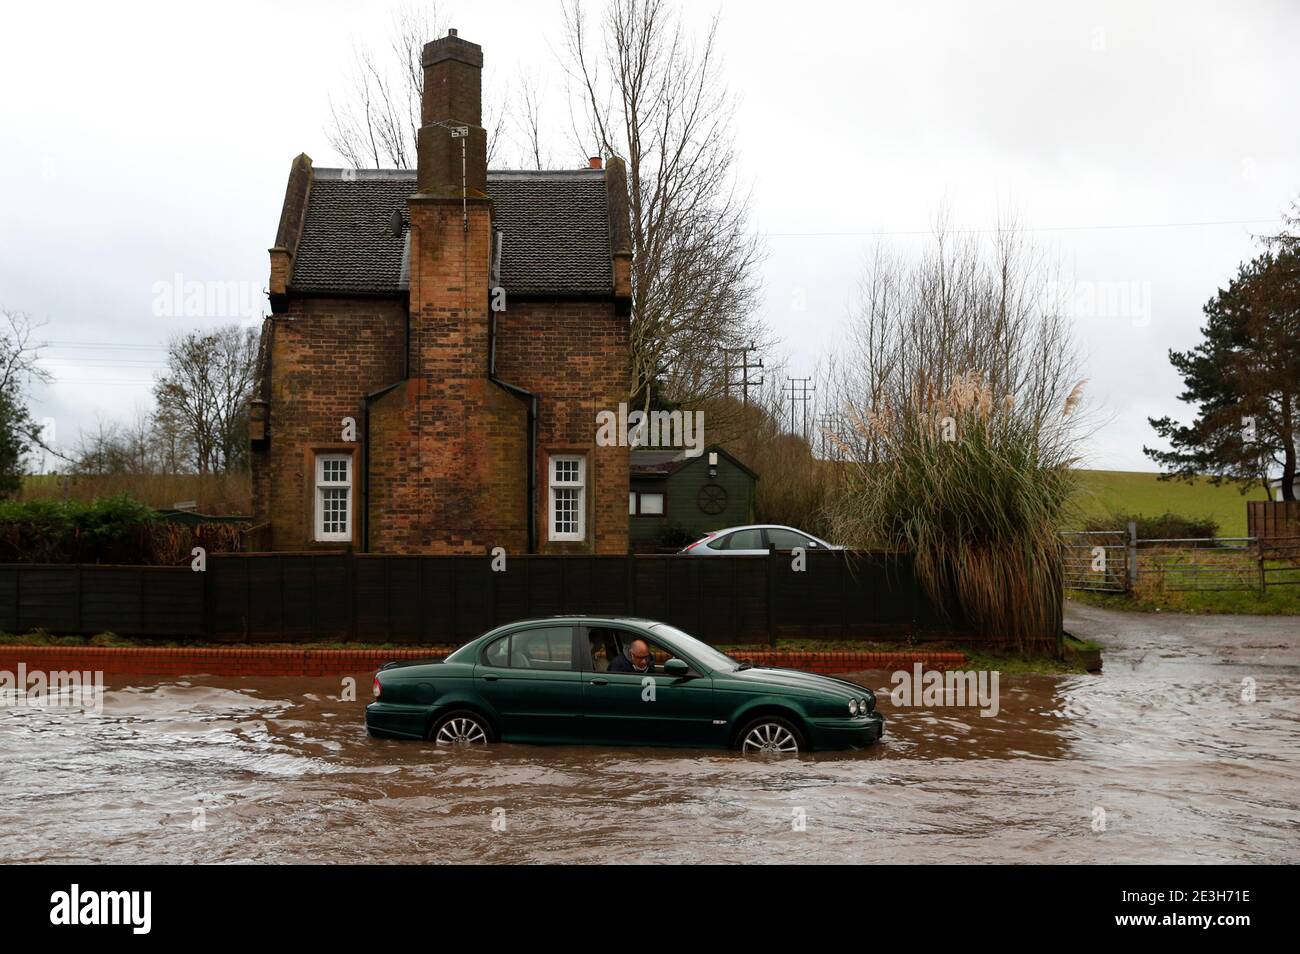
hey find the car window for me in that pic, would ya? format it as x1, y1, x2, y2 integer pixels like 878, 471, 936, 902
649, 623, 741, 673
509, 627, 573, 671
482, 634, 509, 667
587, 628, 618, 671
724, 528, 764, 550
619, 634, 673, 668
767, 528, 814, 549
704, 534, 726, 550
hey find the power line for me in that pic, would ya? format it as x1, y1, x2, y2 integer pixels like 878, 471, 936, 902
763, 217, 1280, 238
38, 340, 169, 351
38, 361, 167, 369
38, 379, 157, 386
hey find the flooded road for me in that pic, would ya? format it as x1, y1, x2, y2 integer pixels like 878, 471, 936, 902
2, 604, 1297, 864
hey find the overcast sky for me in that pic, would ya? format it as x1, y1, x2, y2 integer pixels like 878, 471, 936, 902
1, 0, 1296, 472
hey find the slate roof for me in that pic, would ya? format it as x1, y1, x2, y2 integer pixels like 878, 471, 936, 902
630, 445, 759, 481
290, 168, 613, 297
629, 449, 686, 477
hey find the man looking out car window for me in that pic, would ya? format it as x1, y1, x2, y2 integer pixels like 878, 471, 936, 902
608, 638, 655, 674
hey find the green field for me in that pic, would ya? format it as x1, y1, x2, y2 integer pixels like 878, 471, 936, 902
1068, 470, 1269, 537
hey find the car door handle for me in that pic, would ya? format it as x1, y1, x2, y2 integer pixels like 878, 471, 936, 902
590, 678, 608, 686
483, 674, 499, 682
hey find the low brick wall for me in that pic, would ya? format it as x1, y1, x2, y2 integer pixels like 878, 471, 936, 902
0, 646, 966, 678
746, 650, 966, 674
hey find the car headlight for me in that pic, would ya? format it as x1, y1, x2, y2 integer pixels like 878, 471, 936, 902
848, 699, 859, 716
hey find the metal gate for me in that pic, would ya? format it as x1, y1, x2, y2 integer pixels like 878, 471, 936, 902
1060, 530, 1129, 592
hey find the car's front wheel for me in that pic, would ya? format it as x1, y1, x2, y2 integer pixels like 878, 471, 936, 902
736, 716, 805, 755
429, 710, 495, 746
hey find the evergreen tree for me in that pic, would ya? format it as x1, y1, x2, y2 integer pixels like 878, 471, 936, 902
1146, 248, 1300, 499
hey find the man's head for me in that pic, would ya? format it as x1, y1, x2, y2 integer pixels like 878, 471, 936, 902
627, 639, 651, 670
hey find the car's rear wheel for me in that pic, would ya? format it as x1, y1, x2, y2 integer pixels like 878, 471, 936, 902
430, 710, 494, 746
736, 716, 805, 755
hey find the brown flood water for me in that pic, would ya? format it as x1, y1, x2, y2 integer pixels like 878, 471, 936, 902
2, 604, 1298, 864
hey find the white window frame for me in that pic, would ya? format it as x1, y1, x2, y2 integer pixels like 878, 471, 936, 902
314, 453, 353, 543
548, 455, 586, 542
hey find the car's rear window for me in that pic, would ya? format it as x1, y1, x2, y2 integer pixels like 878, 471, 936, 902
471, 626, 574, 671
509, 627, 572, 669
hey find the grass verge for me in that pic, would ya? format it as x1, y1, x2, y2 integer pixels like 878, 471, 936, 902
1067, 586, 1300, 615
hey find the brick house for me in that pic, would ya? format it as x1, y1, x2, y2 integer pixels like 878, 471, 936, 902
249, 30, 632, 555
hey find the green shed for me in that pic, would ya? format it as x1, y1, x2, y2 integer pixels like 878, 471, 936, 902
629, 444, 758, 551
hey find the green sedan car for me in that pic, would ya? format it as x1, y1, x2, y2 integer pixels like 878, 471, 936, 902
365, 616, 883, 754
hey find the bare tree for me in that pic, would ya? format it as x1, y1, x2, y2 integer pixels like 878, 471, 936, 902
71, 408, 194, 478
0, 308, 50, 397
326, 1, 507, 168
153, 326, 258, 476
562, 0, 767, 411
0, 308, 53, 495
512, 71, 550, 170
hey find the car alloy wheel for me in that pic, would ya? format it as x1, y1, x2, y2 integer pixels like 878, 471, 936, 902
740, 720, 801, 755
433, 714, 490, 746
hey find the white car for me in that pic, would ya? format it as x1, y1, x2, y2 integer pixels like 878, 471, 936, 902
679, 524, 841, 555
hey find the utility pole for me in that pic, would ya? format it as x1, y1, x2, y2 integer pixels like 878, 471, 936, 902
816, 413, 844, 460
719, 342, 763, 406
783, 377, 816, 440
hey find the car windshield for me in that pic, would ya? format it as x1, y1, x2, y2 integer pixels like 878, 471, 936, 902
648, 623, 741, 672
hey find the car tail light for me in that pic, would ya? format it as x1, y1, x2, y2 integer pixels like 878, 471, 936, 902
372, 675, 382, 699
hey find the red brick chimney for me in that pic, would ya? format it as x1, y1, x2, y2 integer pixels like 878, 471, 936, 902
417, 29, 487, 195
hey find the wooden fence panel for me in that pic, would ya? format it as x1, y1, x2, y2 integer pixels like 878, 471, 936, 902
452, 557, 492, 640
1, 550, 979, 645
1249, 500, 1300, 545
0, 565, 202, 638
415, 558, 453, 641
0, 567, 18, 632
17, 567, 78, 633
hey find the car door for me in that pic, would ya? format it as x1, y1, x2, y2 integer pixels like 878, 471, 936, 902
579, 626, 715, 746
474, 625, 585, 743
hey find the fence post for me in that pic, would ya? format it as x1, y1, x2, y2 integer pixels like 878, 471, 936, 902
348, 553, 358, 641
766, 548, 777, 647
1127, 521, 1138, 592
1257, 537, 1266, 594
625, 554, 636, 616
73, 564, 83, 635
204, 555, 215, 640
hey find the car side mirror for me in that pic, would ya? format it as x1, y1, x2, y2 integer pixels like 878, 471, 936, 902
663, 658, 690, 677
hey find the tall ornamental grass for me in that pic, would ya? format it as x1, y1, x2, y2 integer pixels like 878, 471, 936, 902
827, 223, 1090, 652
